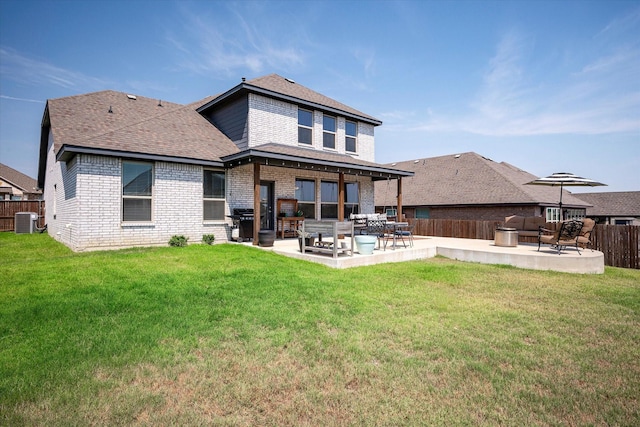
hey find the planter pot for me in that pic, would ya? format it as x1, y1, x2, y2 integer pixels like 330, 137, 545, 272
354, 235, 377, 255
258, 230, 275, 247
298, 236, 316, 252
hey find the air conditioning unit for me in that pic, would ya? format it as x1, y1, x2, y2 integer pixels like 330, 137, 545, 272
15, 212, 38, 234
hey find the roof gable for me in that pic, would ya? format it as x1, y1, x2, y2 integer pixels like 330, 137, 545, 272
198, 74, 381, 125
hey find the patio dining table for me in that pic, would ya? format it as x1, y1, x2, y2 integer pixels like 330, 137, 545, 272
385, 221, 409, 249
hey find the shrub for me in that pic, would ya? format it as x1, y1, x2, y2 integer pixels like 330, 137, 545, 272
202, 234, 216, 245
168, 235, 189, 247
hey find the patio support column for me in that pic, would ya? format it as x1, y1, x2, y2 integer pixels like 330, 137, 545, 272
397, 177, 403, 221
253, 162, 260, 246
338, 172, 345, 221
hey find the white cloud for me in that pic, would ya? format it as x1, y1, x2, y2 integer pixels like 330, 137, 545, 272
403, 19, 640, 138
0, 47, 110, 90
165, 5, 305, 77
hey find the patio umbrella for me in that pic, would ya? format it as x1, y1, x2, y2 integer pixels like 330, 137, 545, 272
525, 172, 606, 219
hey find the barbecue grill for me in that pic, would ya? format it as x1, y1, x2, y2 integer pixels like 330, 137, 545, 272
227, 208, 255, 242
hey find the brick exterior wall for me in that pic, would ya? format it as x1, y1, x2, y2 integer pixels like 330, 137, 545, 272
247, 93, 375, 162
45, 147, 376, 251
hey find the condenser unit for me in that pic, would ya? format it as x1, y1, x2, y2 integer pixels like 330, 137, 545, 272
15, 212, 37, 234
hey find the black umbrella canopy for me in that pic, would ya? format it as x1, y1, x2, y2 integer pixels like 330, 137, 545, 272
526, 172, 607, 218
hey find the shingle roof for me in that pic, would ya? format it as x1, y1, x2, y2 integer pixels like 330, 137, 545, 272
573, 192, 640, 216
0, 163, 40, 193
199, 74, 381, 125
246, 74, 380, 124
223, 143, 413, 179
47, 90, 240, 163
375, 152, 590, 208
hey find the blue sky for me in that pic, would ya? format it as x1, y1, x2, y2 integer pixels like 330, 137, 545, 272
1, 0, 638, 192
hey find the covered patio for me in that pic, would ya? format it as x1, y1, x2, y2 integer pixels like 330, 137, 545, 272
249, 235, 605, 274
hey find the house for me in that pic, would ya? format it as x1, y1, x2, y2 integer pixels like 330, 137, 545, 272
374, 152, 591, 222
573, 192, 640, 225
37, 74, 413, 251
0, 163, 41, 200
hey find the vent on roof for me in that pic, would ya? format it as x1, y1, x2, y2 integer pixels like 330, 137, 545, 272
127, 94, 137, 100
284, 77, 295, 84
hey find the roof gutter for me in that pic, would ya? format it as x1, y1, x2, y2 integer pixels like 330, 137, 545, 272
56, 145, 226, 168
222, 148, 413, 180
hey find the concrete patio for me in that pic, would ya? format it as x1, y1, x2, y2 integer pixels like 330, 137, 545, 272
249, 235, 605, 274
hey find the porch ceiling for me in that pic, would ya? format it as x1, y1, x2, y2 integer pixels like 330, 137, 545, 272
221, 143, 413, 181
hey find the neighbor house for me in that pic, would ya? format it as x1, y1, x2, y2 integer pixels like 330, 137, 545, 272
375, 152, 591, 222
573, 191, 640, 225
0, 163, 42, 201
37, 74, 413, 251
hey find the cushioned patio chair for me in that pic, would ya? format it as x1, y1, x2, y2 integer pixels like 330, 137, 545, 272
538, 220, 584, 255
577, 218, 596, 251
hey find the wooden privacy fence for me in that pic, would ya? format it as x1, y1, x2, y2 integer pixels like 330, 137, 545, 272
409, 218, 639, 269
0, 201, 45, 232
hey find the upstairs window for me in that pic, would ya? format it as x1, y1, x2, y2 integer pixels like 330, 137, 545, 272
122, 161, 153, 222
345, 120, 357, 153
298, 108, 313, 145
203, 170, 226, 221
323, 114, 336, 149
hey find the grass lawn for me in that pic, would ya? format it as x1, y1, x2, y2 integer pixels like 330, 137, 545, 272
1, 233, 639, 426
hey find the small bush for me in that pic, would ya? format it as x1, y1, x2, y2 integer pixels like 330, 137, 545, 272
168, 235, 189, 247
202, 234, 216, 245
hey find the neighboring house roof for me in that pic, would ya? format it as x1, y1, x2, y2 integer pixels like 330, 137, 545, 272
223, 143, 413, 180
0, 163, 40, 194
197, 74, 382, 125
573, 192, 640, 217
375, 152, 590, 208
45, 90, 239, 165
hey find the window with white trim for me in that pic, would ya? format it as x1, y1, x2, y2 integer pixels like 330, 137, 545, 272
345, 120, 357, 153
122, 161, 153, 222
298, 108, 313, 145
545, 207, 561, 223
323, 114, 336, 149
203, 170, 226, 221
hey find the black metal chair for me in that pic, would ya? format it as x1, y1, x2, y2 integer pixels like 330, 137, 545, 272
538, 220, 584, 255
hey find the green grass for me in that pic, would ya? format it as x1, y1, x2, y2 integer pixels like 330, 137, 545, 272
1, 232, 639, 426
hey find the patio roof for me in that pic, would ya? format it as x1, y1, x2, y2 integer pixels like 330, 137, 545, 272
222, 143, 414, 180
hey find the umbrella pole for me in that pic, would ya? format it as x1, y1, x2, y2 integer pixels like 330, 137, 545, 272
559, 183, 564, 220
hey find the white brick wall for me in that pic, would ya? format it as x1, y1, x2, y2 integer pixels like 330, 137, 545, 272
247, 93, 376, 162
45, 152, 233, 251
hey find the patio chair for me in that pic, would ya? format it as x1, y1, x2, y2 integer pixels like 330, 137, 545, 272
395, 223, 415, 247
577, 218, 596, 251
364, 219, 387, 250
538, 220, 584, 255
